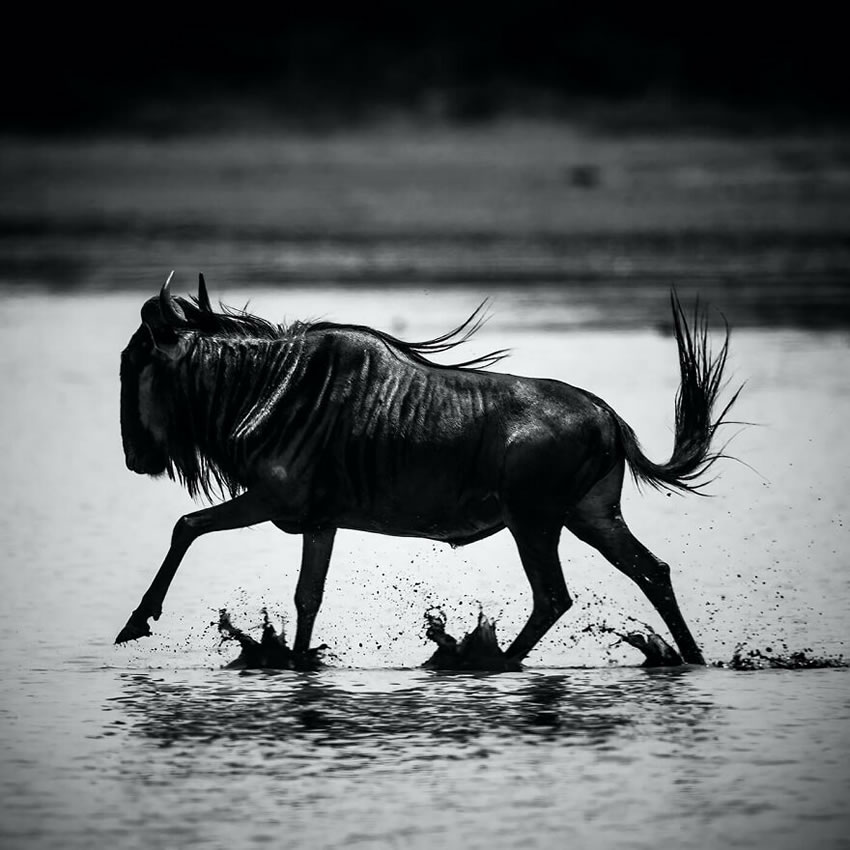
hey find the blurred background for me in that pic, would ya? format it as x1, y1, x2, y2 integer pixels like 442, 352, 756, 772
1, 5, 849, 325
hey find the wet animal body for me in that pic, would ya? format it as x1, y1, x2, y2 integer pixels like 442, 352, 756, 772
116, 273, 737, 666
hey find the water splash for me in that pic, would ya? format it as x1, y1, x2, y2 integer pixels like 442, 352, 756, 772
216, 606, 847, 673
423, 606, 521, 671
583, 619, 684, 667
217, 608, 327, 670
715, 644, 847, 670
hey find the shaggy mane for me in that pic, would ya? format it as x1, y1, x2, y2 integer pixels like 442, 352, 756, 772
179, 296, 509, 371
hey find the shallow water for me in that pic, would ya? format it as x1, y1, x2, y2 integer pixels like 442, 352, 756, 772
4, 665, 849, 850
1, 288, 849, 848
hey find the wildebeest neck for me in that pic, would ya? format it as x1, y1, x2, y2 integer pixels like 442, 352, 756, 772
160, 332, 314, 501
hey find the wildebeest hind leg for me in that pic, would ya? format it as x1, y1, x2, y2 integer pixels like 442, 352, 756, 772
115, 489, 282, 644
565, 471, 706, 665
504, 521, 572, 663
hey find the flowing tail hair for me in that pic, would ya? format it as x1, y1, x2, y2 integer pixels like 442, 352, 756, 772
614, 291, 742, 494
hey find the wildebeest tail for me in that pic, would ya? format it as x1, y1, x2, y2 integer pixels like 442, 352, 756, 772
613, 292, 741, 494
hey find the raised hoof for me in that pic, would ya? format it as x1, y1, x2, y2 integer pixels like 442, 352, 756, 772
114, 618, 152, 644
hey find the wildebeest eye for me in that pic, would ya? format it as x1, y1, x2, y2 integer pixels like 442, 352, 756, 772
122, 325, 152, 361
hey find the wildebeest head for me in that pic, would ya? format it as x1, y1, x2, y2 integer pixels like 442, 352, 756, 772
120, 271, 213, 475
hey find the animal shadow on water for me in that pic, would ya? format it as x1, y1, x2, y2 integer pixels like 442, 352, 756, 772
109, 669, 715, 752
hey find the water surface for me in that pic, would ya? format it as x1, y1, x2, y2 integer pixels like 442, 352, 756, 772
1, 288, 848, 849
4, 664, 849, 850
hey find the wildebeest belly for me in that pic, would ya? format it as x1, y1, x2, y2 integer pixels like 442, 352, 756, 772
314, 431, 506, 541
333, 488, 505, 542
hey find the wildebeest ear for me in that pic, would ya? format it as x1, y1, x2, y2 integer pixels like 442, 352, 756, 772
198, 273, 213, 313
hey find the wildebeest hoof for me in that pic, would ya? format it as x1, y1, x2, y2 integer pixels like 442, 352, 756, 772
291, 645, 329, 671
115, 617, 152, 644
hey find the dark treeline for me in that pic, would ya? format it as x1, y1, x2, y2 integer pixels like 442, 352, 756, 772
3, 6, 848, 133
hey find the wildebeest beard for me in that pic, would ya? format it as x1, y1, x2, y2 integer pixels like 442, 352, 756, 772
120, 325, 169, 476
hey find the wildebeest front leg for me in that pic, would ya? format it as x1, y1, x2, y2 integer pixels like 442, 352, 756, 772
115, 490, 281, 644
293, 528, 336, 654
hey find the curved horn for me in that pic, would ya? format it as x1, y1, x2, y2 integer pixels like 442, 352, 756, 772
198, 272, 213, 313
159, 271, 186, 325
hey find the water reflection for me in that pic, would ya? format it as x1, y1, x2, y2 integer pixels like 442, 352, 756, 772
106, 668, 715, 759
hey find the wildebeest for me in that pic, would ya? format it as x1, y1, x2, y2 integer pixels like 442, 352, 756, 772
116, 273, 738, 666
